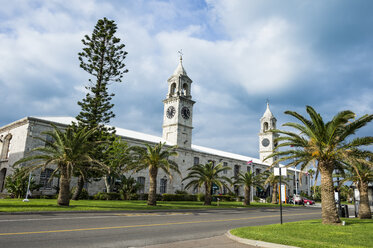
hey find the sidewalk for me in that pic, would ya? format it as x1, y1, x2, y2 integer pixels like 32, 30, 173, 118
136, 234, 257, 248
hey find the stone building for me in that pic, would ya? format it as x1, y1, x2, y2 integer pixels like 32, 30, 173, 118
0, 57, 311, 199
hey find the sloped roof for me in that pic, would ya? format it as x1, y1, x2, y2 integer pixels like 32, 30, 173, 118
30, 116, 297, 172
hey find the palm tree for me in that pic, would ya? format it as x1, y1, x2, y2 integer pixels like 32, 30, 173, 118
14, 125, 101, 206
307, 168, 316, 198
130, 142, 179, 206
266, 106, 373, 224
264, 172, 287, 204
183, 162, 231, 205
233, 171, 263, 205
341, 159, 373, 219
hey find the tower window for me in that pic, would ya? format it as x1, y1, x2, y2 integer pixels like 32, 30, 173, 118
263, 122, 269, 132
234, 165, 240, 178
170, 83, 176, 96
182, 83, 188, 96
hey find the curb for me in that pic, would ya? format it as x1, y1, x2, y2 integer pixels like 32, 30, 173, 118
226, 230, 299, 248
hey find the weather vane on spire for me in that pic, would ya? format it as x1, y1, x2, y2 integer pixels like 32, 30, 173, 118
178, 49, 183, 61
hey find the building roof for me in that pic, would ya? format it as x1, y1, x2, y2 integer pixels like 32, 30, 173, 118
29, 116, 298, 172
262, 102, 274, 119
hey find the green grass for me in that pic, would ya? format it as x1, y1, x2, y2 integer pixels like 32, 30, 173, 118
231, 218, 373, 248
0, 199, 299, 212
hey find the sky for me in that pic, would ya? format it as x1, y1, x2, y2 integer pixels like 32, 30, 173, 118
1, 0, 373, 158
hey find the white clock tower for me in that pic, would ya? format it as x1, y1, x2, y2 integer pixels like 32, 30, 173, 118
259, 102, 278, 164
162, 56, 195, 149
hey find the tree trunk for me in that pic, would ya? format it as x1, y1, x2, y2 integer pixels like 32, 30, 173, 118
147, 166, 158, 206
204, 183, 212, 205
358, 181, 372, 219
319, 162, 341, 224
57, 168, 71, 206
243, 186, 250, 206
71, 175, 84, 200
271, 183, 277, 204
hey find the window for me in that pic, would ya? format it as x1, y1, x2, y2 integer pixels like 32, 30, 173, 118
223, 162, 228, 174
45, 135, 54, 147
263, 122, 269, 132
40, 169, 53, 189
193, 157, 199, 165
247, 166, 251, 173
234, 165, 240, 178
0, 168, 6, 192
182, 83, 188, 96
137, 177, 145, 194
255, 168, 261, 176
208, 160, 215, 166
0, 134, 12, 160
160, 178, 167, 194
192, 185, 198, 194
170, 83, 176, 96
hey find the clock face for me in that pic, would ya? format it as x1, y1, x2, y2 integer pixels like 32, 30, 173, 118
262, 138, 270, 147
181, 107, 190, 119
166, 106, 176, 119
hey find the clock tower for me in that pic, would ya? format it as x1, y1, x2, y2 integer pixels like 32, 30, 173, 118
259, 102, 278, 164
162, 56, 195, 149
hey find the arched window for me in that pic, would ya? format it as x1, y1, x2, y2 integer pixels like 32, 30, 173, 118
0, 168, 6, 192
0, 134, 12, 160
40, 168, 54, 189
170, 83, 176, 96
263, 122, 269, 132
160, 178, 167, 194
182, 83, 188, 96
137, 177, 145, 194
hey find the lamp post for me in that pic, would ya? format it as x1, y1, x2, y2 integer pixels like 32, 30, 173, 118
335, 169, 342, 217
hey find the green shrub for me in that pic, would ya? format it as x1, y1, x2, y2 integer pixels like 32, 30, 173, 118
253, 196, 260, 202
197, 193, 205, 202
214, 195, 235, 201
175, 190, 188, 195
266, 196, 272, 203
162, 194, 197, 201
93, 192, 121, 200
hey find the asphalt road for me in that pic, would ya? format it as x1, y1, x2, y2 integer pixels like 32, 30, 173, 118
0, 207, 321, 248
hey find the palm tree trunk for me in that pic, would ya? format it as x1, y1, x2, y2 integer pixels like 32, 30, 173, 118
358, 181, 372, 219
204, 183, 212, 205
243, 186, 250, 205
148, 166, 158, 206
71, 175, 84, 200
57, 167, 71, 206
271, 183, 277, 204
319, 163, 341, 224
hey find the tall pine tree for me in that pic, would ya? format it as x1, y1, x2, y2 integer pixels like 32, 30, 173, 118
72, 18, 128, 199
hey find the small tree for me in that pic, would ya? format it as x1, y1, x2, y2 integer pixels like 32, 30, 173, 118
233, 171, 263, 205
341, 158, 373, 219
183, 162, 232, 205
130, 142, 179, 206
5, 168, 41, 198
104, 137, 132, 193
264, 172, 281, 204
118, 175, 141, 200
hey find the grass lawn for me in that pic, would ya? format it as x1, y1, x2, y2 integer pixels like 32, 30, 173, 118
0, 199, 299, 212
231, 218, 373, 248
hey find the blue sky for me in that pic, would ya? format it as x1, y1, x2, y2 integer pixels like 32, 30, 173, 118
1, 0, 373, 158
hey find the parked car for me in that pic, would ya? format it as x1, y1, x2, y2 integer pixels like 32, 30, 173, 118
303, 198, 315, 205
292, 195, 304, 205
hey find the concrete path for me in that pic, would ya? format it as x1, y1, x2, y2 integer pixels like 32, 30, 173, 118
136, 234, 257, 248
